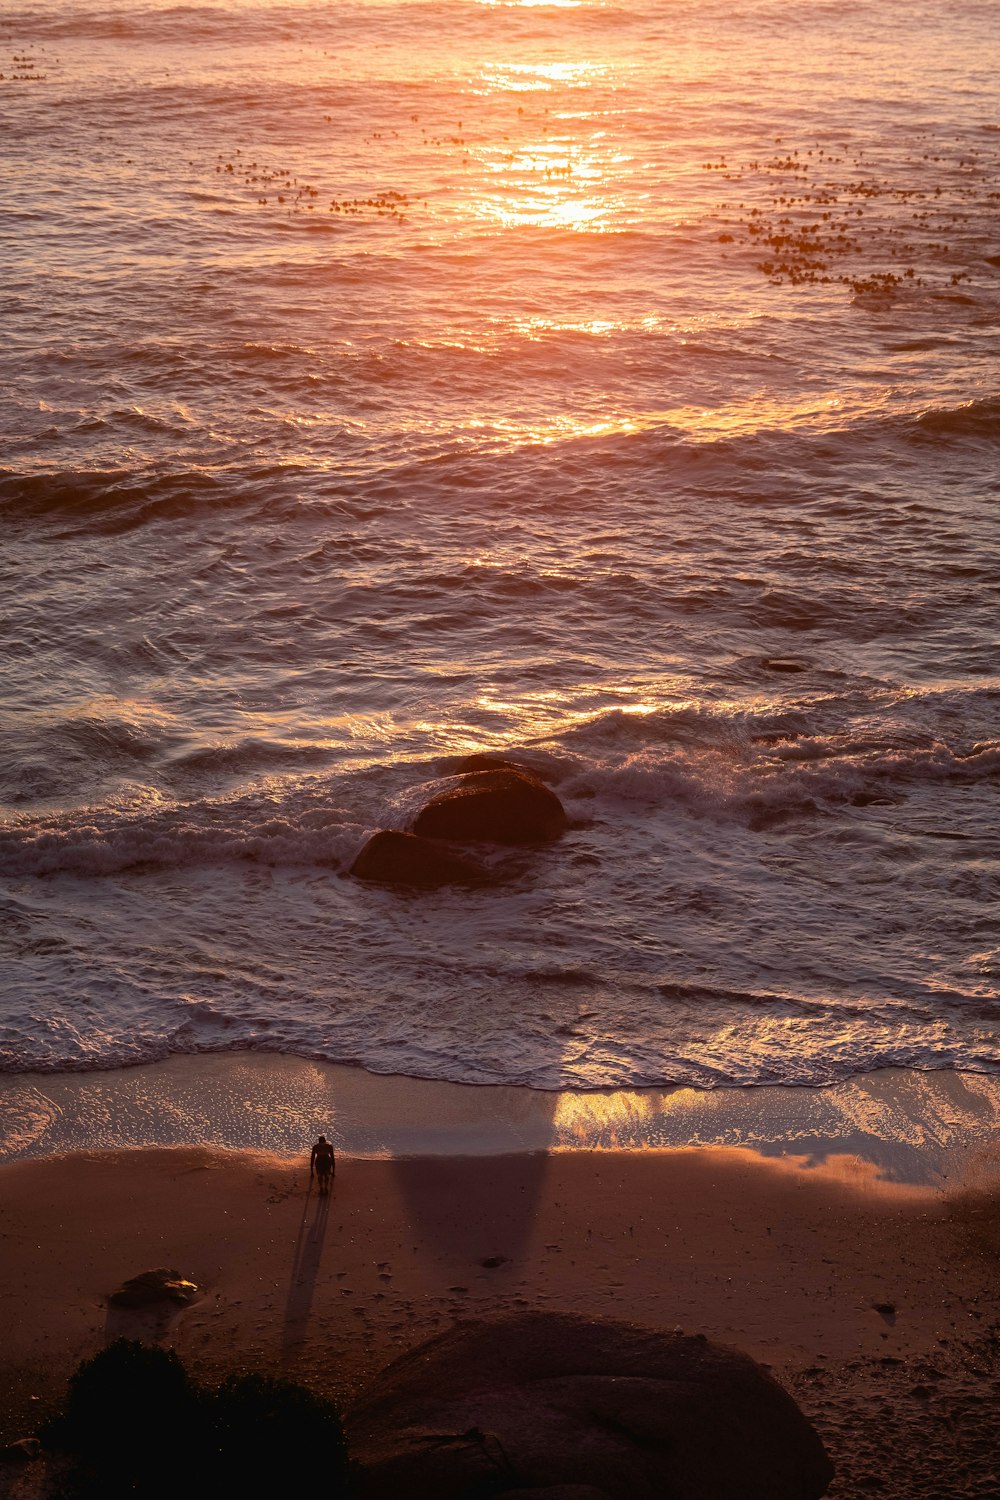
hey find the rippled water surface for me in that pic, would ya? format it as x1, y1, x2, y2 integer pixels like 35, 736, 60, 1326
1, 0, 998, 1087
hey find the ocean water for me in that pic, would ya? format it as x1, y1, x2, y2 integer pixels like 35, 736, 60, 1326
1, 0, 998, 1090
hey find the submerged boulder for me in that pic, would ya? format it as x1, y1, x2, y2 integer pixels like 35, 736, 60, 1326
761, 657, 808, 673
348, 1312, 833, 1500
350, 830, 491, 889
413, 769, 567, 846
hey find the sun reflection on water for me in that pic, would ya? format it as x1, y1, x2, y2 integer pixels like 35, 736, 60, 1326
296, 14, 861, 452
462, 60, 630, 231
476, 62, 608, 92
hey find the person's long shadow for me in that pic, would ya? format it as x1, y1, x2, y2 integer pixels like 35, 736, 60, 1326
282, 1181, 332, 1362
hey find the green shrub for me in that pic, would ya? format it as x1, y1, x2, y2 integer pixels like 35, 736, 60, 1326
42, 1341, 352, 1499
43, 1340, 195, 1461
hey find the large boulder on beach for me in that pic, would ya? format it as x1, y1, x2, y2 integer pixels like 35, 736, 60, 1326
350, 830, 492, 889
348, 1313, 833, 1500
108, 1269, 200, 1309
495, 1490, 611, 1499
413, 769, 568, 846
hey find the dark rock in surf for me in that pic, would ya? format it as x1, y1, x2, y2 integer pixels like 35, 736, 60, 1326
350, 830, 491, 889
452, 753, 525, 774
108, 1269, 200, 1310
348, 1312, 833, 1500
413, 769, 568, 846
761, 657, 808, 673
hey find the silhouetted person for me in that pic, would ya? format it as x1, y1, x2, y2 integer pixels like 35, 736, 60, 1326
310, 1134, 335, 1194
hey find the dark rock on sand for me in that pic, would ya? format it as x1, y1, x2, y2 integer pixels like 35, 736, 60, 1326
108, 1269, 200, 1309
413, 769, 568, 846
348, 1312, 833, 1500
0, 1438, 41, 1463
350, 830, 491, 889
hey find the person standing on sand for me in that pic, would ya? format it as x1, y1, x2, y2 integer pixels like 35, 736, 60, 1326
310, 1134, 335, 1193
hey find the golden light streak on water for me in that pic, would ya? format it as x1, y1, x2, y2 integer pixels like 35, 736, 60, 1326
656, 393, 855, 441
440, 390, 853, 451
464, 411, 642, 444
504, 314, 661, 339
476, 1, 586, 9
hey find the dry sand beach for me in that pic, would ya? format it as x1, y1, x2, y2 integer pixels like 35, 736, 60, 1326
1, 1060, 999, 1498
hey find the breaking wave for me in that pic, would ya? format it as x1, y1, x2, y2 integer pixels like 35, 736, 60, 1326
3, 694, 997, 878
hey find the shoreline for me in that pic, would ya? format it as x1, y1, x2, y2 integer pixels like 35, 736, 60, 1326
2, 1053, 1000, 1187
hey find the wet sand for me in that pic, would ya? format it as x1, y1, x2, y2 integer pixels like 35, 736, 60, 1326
4, 1054, 1000, 1182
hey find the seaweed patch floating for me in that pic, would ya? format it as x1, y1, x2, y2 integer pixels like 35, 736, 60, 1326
705, 134, 1000, 298
0, 49, 49, 82
213, 151, 410, 224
